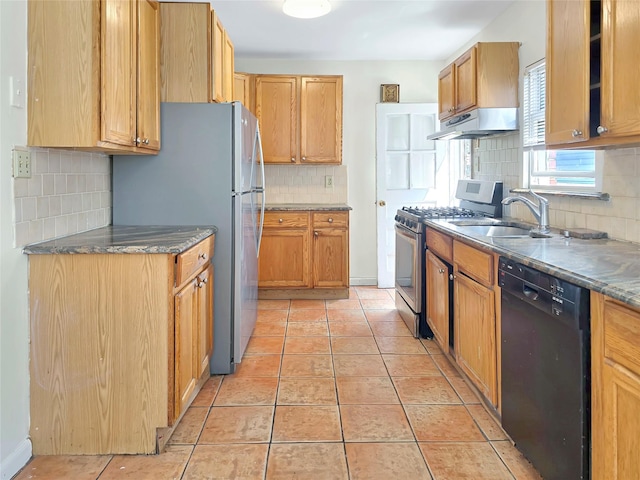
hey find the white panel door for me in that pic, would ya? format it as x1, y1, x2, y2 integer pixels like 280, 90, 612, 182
375, 103, 439, 288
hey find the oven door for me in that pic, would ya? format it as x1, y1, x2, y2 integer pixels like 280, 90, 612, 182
394, 223, 422, 313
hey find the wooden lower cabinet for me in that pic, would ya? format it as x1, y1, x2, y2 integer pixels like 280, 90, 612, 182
454, 271, 497, 405
258, 210, 349, 297
592, 292, 640, 479
28, 235, 214, 455
426, 250, 450, 352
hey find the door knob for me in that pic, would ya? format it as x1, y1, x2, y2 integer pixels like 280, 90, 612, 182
378, 200, 386, 206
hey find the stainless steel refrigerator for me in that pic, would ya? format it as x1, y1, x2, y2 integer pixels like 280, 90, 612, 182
112, 102, 265, 374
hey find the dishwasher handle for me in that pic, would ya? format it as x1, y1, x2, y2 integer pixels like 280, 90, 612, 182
523, 284, 539, 301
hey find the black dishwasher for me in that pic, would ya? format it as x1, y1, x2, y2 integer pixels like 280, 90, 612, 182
499, 257, 590, 480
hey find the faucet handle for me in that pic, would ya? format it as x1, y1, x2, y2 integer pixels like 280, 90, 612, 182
529, 189, 549, 205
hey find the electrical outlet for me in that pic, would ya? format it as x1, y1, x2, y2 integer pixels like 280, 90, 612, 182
13, 149, 31, 178
325, 175, 334, 188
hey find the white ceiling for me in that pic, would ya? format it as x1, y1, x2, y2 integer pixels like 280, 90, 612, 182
209, 0, 516, 61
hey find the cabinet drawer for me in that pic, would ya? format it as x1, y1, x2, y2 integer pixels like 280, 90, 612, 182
176, 235, 215, 286
426, 229, 453, 263
603, 300, 640, 377
454, 240, 494, 286
263, 211, 309, 228
312, 211, 348, 228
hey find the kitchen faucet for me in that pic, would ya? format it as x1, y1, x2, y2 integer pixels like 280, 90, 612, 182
502, 190, 550, 234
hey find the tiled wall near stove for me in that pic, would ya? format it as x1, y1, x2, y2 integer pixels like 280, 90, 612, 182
264, 165, 348, 204
13, 149, 111, 247
474, 135, 640, 243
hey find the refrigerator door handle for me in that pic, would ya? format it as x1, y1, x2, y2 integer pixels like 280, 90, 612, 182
255, 124, 266, 256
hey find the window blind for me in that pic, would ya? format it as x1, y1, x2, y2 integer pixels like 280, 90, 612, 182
523, 60, 546, 149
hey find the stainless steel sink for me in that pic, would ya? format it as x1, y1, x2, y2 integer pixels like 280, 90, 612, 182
460, 225, 532, 238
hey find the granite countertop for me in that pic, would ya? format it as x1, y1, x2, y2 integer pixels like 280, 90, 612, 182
265, 203, 351, 211
425, 218, 640, 309
23, 225, 217, 255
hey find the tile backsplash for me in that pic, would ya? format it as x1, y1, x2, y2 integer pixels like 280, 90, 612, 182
474, 135, 640, 243
264, 164, 348, 204
13, 148, 111, 247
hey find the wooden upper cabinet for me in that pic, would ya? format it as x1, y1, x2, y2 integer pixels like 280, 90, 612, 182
28, 0, 160, 154
211, 10, 225, 103
454, 48, 477, 115
255, 76, 298, 164
256, 75, 343, 165
437, 42, 519, 122
438, 65, 455, 120
234, 72, 255, 113
547, 0, 640, 148
600, 0, 640, 140
159, 3, 234, 103
137, 0, 161, 150
300, 76, 343, 164
159, 2, 210, 102
223, 31, 235, 102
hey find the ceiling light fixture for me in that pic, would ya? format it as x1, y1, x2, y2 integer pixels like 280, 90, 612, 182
282, 0, 331, 19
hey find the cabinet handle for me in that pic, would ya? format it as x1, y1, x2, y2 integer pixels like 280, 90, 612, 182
314, 231, 319, 237
197, 281, 204, 288
571, 129, 582, 137
597, 125, 608, 134
143, 138, 150, 145
439, 268, 445, 274
328, 218, 333, 223
279, 218, 283, 223
199, 253, 208, 261
301, 156, 306, 162
450, 274, 455, 280
201, 277, 208, 284
291, 157, 296, 163
135, 137, 141, 145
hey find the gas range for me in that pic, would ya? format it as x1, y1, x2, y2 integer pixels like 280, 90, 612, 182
395, 206, 484, 232
395, 180, 504, 233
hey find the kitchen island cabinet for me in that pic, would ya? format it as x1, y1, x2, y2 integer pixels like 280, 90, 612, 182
255, 75, 343, 164
28, 0, 160, 154
25, 226, 215, 455
591, 292, 640, 480
258, 206, 350, 299
546, 0, 640, 148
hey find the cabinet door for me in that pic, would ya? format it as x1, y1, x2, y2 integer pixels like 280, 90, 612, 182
438, 65, 455, 121
234, 73, 254, 113
258, 228, 310, 287
137, 0, 160, 150
223, 31, 235, 102
454, 47, 477, 114
545, 0, 590, 145
312, 228, 348, 288
426, 251, 449, 352
196, 265, 214, 380
159, 2, 210, 103
600, 0, 640, 139
454, 272, 497, 405
255, 76, 298, 164
300, 76, 343, 164
101, 0, 137, 148
211, 11, 225, 103
175, 278, 198, 420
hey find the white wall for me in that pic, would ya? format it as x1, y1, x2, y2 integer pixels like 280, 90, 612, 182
235, 59, 442, 284
0, 1, 32, 478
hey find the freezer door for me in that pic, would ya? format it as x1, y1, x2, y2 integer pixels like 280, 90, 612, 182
234, 192, 258, 363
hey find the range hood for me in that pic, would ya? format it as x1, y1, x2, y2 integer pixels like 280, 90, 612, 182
427, 107, 519, 140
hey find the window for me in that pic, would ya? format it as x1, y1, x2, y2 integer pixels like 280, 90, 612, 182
523, 60, 602, 192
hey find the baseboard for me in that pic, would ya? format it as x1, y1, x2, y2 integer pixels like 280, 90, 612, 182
1, 439, 32, 480
348, 277, 377, 286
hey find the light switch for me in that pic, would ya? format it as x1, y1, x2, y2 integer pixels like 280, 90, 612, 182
9, 76, 24, 108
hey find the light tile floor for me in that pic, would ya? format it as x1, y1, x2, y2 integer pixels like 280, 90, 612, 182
14, 287, 542, 480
